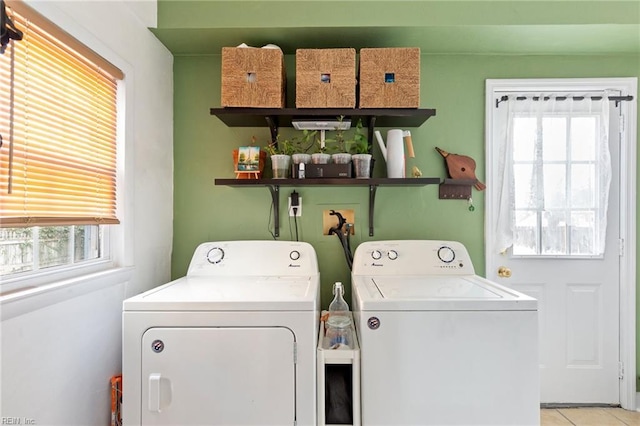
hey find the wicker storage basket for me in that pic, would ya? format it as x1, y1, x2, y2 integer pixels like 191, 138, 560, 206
296, 48, 356, 108
359, 47, 420, 108
221, 47, 286, 108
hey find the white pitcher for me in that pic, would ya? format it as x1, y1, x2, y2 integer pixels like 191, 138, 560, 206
374, 129, 412, 178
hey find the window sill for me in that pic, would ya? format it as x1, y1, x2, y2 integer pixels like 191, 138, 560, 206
0, 266, 134, 321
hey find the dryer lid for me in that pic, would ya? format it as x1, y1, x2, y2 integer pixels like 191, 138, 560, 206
123, 275, 319, 311
354, 275, 536, 311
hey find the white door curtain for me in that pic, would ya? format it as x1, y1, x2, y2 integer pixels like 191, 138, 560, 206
492, 92, 613, 256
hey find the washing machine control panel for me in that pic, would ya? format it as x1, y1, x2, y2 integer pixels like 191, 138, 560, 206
187, 241, 319, 276
352, 240, 476, 276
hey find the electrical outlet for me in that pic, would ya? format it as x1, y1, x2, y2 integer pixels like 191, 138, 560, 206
288, 196, 302, 217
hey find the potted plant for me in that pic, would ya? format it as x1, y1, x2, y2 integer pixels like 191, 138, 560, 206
347, 119, 372, 178
325, 115, 352, 165
266, 135, 295, 178
311, 137, 331, 164
291, 129, 317, 167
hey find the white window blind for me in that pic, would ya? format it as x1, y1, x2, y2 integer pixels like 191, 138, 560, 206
0, 1, 122, 227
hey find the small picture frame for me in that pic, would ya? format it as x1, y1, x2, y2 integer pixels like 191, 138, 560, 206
234, 146, 263, 179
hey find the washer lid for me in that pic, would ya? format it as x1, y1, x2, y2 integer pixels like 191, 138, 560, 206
123, 275, 319, 311
354, 275, 536, 311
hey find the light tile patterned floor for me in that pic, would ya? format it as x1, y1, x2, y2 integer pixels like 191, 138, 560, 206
541, 408, 640, 425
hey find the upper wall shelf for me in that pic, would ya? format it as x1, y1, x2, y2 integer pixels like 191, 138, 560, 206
209, 107, 436, 127
209, 108, 437, 143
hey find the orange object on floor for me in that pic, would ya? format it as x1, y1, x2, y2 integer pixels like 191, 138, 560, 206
111, 375, 122, 426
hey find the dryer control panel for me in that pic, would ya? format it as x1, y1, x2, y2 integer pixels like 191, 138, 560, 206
352, 240, 476, 276
187, 241, 319, 277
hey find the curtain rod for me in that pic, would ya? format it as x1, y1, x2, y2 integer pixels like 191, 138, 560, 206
495, 95, 634, 108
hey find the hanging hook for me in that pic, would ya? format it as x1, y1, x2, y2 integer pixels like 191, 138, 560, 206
329, 210, 346, 234
329, 210, 353, 270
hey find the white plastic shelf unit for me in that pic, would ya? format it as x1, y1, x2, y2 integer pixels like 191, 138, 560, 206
317, 311, 361, 426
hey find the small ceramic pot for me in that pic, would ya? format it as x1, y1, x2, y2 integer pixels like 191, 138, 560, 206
292, 153, 312, 165
311, 153, 331, 164
331, 153, 352, 165
270, 154, 291, 179
352, 154, 373, 178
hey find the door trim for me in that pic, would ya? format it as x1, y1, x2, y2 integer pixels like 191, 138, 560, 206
484, 78, 637, 410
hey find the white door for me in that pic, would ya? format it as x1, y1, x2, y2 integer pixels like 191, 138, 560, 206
141, 327, 296, 425
485, 82, 625, 404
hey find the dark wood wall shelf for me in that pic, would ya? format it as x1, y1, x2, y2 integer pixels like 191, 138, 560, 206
209, 107, 436, 146
214, 177, 441, 237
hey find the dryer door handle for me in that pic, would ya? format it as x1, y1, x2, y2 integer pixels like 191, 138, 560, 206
148, 373, 172, 412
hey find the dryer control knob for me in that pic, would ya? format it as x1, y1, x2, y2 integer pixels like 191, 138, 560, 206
388, 250, 398, 260
371, 250, 382, 260
206, 247, 225, 264
289, 250, 300, 261
437, 246, 455, 263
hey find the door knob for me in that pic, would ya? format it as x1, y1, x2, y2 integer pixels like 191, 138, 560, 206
497, 266, 512, 278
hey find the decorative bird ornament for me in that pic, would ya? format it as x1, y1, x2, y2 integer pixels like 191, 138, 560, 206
435, 147, 486, 191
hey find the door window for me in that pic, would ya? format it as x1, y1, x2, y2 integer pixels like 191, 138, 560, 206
495, 95, 612, 257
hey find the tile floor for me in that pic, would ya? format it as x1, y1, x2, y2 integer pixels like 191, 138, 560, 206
541, 407, 640, 425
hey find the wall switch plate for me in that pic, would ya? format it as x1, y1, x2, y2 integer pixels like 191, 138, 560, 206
288, 196, 302, 217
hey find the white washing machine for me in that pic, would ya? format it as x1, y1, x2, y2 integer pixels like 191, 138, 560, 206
122, 241, 320, 426
351, 240, 539, 426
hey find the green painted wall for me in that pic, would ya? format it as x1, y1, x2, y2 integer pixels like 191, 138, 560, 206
173, 52, 639, 378
173, 52, 638, 303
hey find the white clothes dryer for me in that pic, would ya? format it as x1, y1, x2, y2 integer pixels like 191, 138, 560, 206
123, 241, 320, 426
351, 240, 539, 426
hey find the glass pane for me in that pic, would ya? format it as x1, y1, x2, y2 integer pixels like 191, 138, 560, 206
0, 228, 34, 275
513, 210, 538, 255
74, 225, 101, 262
39, 226, 71, 269
571, 164, 596, 208
514, 164, 536, 209
571, 117, 597, 161
542, 117, 567, 161
543, 164, 566, 209
541, 210, 568, 255
513, 117, 536, 161
571, 211, 596, 255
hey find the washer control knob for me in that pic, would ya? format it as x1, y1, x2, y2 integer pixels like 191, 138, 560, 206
388, 250, 398, 260
289, 250, 300, 261
206, 247, 225, 264
437, 246, 455, 263
371, 250, 382, 260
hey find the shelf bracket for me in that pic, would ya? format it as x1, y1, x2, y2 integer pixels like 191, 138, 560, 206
366, 116, 377, 154
368, 184, 378, 236
267, 184, 280, 237
264, 116, 279, 144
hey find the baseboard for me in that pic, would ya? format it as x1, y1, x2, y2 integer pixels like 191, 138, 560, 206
541, 403, 620, 409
